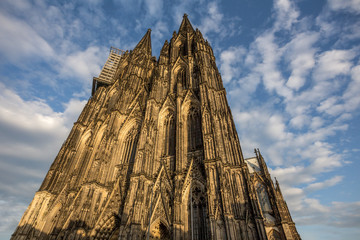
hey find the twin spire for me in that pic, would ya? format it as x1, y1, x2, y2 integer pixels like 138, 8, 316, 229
132, 14, 195, 56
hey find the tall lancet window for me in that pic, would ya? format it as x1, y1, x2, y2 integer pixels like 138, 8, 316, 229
180, 42, 188, 56
122, 128, 139, 164
177, 69, 187, 90
189, 186, 208, 240
188, 107, 202, 152
163, 115, 176, 156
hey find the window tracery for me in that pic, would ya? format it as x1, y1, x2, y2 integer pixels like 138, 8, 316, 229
189, 186, 208, 240
177, 69, 187, 90
163, 114, 175, 156
121, 128, 139, 164
187, 107, 202, 151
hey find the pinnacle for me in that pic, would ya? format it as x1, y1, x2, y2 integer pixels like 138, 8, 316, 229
133, 28, 152, 56
178, 13, 194, 34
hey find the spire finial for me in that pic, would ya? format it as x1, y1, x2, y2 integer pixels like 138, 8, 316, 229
183, 13, 188, 18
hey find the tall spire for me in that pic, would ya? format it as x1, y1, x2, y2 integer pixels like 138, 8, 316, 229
178, 13, 194, 34
133, 28, 152, 56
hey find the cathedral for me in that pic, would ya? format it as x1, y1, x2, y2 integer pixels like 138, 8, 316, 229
12, 15, 300, 240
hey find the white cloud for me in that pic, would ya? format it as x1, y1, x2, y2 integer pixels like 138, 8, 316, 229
265, 115, 290, 141
0, 83, 86, 234
251, 32, 293, 99
226, 6, 360, 232
0, 12, 54, 63
289, 114, 310, 129
310, 116, 324, 130
306, 175, 343, 192
171, 0, 201, 26
270, 169, 359, 229
220, 46, 246, 83
0, 0, 359, 238
198, 1, 224, 36
284, 49, 356, 119
144, 0, 163, 19
152, 20, 169, 42
0, 198, 28, 233
285, 32, 319, 90
313, 50, 355, 82
59, 46, 107, 84
0, 83, 86, 162
273, 0, 299, 30
292, 198, 360, 228
328, 0, 360, 13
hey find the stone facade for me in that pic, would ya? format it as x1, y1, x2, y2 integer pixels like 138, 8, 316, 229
12, 15, 301, 240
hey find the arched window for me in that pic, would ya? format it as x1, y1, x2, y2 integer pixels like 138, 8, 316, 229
177, 69, 187, 90
189, 186, 208, 240
192, 65, 200, 91
163, 115, 175, 156
256, 183, 272, 213
122, 128, 139, 164
188, 107, 202, 152
180, 42, 188, 56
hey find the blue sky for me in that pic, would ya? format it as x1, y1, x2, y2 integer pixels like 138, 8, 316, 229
0, 0, 359, 239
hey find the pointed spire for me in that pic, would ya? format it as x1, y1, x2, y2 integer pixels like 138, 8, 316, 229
160, 40, 169, 56
275, 177, 281, 192
133, 28, 152, 56
178, 13, 195, 34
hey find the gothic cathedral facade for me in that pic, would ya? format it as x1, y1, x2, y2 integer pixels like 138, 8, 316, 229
12, 15, 300, 240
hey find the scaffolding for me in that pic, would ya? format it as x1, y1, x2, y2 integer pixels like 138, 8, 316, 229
92, 47, 125, 95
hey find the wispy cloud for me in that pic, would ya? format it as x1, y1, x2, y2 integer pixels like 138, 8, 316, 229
0, 0, 359, 238
0, 12, 54, 63
0, 83, 86, 234
327, 0, 360, 13
221, 0, 360, 231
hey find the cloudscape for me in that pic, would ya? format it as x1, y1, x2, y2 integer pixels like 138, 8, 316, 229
0, 0, 359, 239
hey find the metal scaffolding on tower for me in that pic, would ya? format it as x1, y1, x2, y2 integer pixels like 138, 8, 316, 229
92, 46, 125, 95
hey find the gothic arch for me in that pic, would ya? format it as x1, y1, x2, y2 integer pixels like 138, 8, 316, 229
159, 95, 176, 118
177, 68, 188, 89
148, 218, 171, 240
74, 129, 92, 152
172, 37, 188, 60
183, 180, 209, 240
71, 130, 92, 172
120, 127, 140, 165
181, 90, 201, 113
255, 182, 272, 213
112, 118, 141, 166
185, 105, 202, 152
171, 58, 188, 92
202, 108, 212, 134
158, 110, 176, 157
85, 124, 108, 182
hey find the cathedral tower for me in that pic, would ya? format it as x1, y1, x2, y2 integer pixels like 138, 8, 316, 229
12, 15, 300, 240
